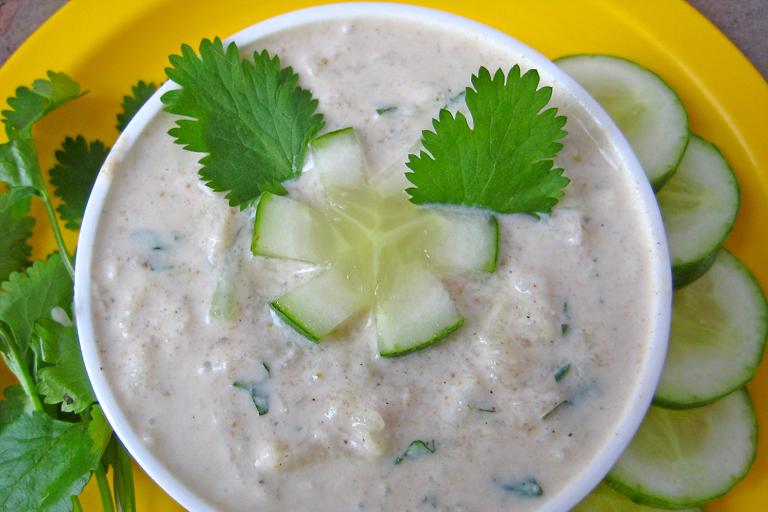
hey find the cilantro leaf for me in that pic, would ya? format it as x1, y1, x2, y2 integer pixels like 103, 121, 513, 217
0, 254, 72, 358
405, 66, 569, 216
49, 136, 109, 230
0, 191, 35, 281
116, 80, 157, 132
1, 72, 81, 280
35, 319, 95, 414
1, 71, 82, 139
0, 138, 46, 192
0, 404, 111, 511
161, 38, 324, 207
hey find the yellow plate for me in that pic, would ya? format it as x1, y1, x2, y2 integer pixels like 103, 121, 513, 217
1, 0, 766, 510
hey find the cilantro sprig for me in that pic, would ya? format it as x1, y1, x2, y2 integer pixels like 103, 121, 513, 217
0, 71, 81, 279
0, 72, 146, 512
161, 38, 325, 207
406, 66, 569, 216
0, 255, 114, 511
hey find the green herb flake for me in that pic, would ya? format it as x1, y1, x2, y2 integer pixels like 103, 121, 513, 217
116, 80, 158, 132
233, 380, 269, 416
554, 363, 571, 383
49, 135, 109, 230
161, 38, 324, 207
469, 405, 497, 413
405, 65, 569, 216
376, 106, 397, 115
394, 439, 436, 465
447, 90, 466, 104
542, 400, 572, 420
560, 323, 570, 336
262, 362, 271, 376
500, 476, 544, 497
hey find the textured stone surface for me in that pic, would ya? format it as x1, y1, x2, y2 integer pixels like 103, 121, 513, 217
0, 0, 766, 75
689, 0, 767, 78
0, 0, 66, 65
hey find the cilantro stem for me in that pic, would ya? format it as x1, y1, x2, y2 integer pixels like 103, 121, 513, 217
112, 439, 137, 512
94, 462, 116, 512
39, 185, 75, 281
0, 327, 44, 412
7, 136, 76, 280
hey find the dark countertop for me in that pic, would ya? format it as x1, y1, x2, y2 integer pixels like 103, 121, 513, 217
1, 0, 766, 76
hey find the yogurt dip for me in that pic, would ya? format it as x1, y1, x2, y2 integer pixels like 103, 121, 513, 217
78, 6, 669, 512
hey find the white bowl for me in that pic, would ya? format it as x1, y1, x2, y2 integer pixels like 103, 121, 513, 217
74, 3, 671, 511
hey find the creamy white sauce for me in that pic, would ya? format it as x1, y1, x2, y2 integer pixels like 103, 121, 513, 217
89, 18, 656, 511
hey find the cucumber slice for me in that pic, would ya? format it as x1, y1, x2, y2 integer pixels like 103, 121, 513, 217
376, 263, 464, 357
607, 389, 757, 508
251, 192, 332, 263
573, 483, 701, 512
654, 250, 768, 408
312, 127, 367, 189
556, 55, 688, 190
210, 257, 238, 320
657, 135, 740, 288
271, 267, 368, 342
426, 210, 499, 273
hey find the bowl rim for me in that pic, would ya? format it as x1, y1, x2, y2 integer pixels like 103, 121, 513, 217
74, 3, 672, 511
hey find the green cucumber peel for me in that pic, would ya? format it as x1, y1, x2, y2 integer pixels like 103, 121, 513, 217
270, 301, 322, 343
379, 316, 464, 358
